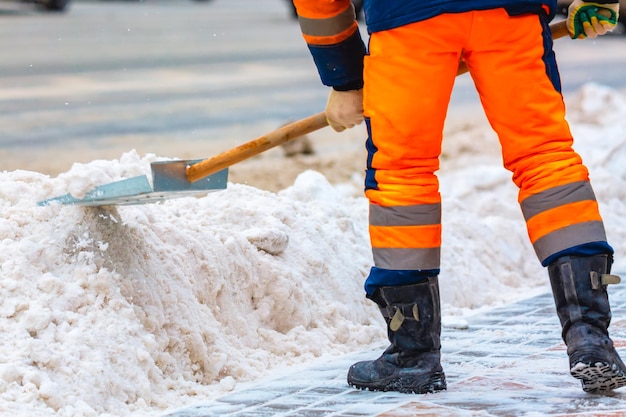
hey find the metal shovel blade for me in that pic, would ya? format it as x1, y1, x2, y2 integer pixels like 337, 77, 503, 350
38, 159, 228, 207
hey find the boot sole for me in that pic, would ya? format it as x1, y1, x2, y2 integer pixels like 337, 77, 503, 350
571, 361, 626, 393
348, 372, 447, 394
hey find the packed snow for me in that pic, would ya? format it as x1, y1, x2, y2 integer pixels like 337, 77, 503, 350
0, 83, 625, 417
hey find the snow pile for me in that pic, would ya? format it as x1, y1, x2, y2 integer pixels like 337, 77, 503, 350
0, 84, 624, 417
1, 166, 377, 417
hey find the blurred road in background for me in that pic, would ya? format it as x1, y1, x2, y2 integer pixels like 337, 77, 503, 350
1, 0, 625, 175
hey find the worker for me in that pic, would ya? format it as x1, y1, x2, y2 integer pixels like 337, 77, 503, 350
292, 0, 624, 394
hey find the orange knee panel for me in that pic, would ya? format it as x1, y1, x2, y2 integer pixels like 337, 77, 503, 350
364, 14, 462, 209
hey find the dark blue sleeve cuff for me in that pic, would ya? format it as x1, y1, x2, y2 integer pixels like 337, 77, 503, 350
364, 267, 440, 296
307, 29, 366, 90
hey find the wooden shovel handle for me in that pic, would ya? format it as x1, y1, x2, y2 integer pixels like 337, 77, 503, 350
186, 112, 329, 182
456, 20, 569, 76
550, 19, 570, 39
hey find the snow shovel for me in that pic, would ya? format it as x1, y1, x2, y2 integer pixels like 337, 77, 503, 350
38, 112, 329, 207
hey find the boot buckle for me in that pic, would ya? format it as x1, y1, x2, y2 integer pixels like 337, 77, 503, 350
389, 307, 404, 332
387, 304, 421, 332
590, 271, 621, 289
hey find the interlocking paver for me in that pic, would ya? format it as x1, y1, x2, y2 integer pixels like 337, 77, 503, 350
166, 277, 626, 417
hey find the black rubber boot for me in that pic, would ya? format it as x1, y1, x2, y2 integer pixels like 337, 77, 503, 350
347, 276, 447, 394
548, 254, 626, 393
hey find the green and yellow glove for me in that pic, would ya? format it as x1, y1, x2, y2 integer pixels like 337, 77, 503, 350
567, 0, 620, 38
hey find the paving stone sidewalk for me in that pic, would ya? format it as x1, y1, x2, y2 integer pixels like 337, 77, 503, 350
167, 280, 626, 417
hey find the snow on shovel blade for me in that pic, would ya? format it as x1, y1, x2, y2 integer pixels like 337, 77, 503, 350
37, 159, 228, 207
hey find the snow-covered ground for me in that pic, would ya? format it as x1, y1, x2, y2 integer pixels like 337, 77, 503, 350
1, 83, 625, 417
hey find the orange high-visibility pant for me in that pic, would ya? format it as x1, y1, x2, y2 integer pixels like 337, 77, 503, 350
363, 8, 609, 286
